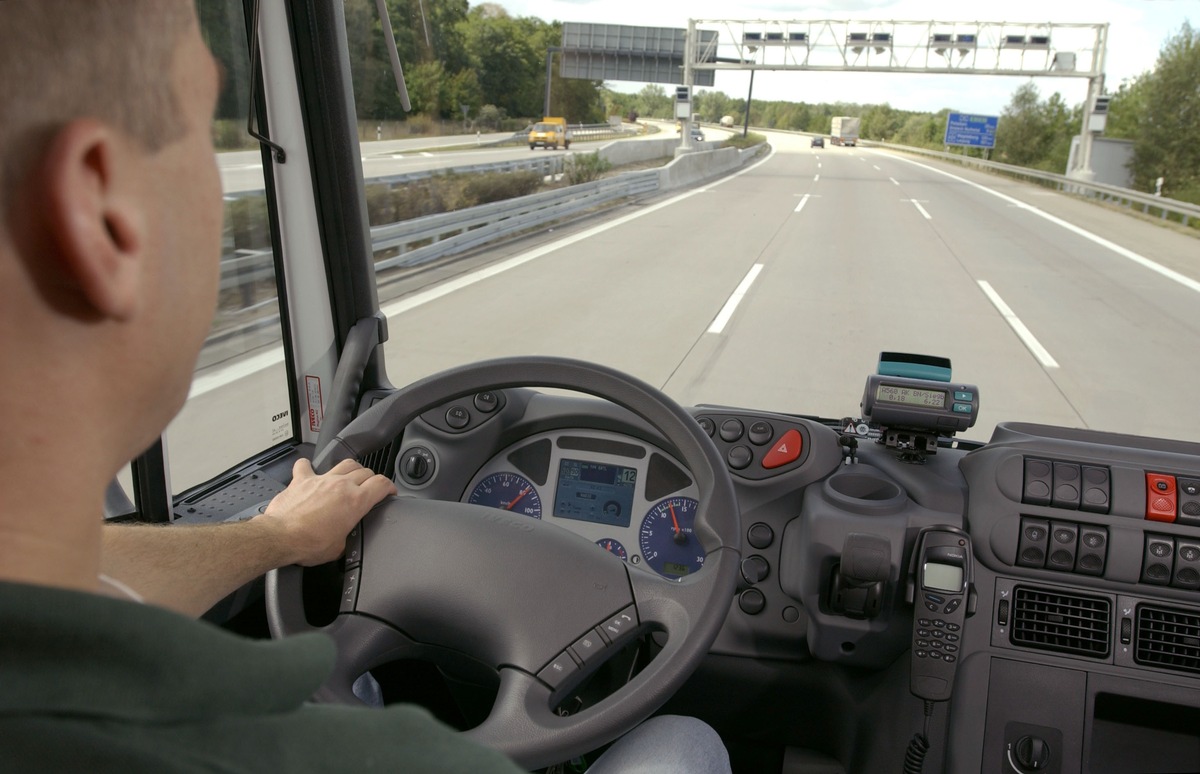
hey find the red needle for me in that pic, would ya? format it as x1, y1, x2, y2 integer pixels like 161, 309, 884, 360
506, 486, 531, 511
668, 502, 681, 536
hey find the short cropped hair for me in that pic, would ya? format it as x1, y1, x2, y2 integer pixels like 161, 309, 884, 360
0, 0, 194, 207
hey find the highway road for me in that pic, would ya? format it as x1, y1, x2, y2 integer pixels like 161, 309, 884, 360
218, 127, 670, 194
168, 128, 1200, 491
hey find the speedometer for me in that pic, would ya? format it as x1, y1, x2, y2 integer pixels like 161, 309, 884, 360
638, 497, 704, 580
467, 472, 542, 518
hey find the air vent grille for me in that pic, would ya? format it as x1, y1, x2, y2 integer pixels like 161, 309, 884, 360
358, 441, 398, 477
1135, 606, 1200, 674
1010, 586, 1111, 658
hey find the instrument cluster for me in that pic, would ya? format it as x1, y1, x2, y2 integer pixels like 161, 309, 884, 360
461, 429, 703, 580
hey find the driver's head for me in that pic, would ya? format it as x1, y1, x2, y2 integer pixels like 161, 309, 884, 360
0, 0, 223, 468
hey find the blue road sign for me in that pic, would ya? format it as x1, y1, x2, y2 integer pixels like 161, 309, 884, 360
944, 113, 999, 148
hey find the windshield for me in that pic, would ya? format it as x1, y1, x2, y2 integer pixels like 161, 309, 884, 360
171, 1, 1198, 493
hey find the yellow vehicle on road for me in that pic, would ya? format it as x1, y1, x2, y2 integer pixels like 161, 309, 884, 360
529, 117, 571, 150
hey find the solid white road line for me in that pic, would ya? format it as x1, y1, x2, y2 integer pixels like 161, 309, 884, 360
708, 264, 765, 334
883, 153, 1200, 297
978, 280, 1060, 368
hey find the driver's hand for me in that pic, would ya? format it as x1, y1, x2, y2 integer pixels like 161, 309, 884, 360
258, 458, 396, 566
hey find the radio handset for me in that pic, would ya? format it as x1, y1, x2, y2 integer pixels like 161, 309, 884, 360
906, 526, 976, 702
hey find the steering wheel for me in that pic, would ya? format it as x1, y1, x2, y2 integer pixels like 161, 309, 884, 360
266, 357, 741, 770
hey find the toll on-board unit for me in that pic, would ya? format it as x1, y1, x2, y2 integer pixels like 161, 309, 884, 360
858, 352, 979, 463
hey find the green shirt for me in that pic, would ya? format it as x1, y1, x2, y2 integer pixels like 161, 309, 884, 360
0, 581, 525, 773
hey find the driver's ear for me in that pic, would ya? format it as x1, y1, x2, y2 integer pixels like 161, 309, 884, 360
33, 119, 147, 321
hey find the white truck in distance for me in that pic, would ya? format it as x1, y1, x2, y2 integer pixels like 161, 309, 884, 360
830, 116, 860, 147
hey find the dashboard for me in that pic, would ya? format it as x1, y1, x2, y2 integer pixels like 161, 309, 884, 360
176, 379, 1200, 773
387, 386, 1200, 772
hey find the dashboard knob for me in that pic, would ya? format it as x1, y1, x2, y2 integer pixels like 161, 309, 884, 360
1013, 735, 1051, 771
399, 446, 435, 486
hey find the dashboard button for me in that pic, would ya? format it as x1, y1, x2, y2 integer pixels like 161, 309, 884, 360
570, 629, 608, 665
762, 429, 802, 469
738, 589, 766, 615
1023, 459, 1053, 506
748, 421, 773, 446
473, 392, 500, 413
1146, 473, 1178, 522
598, 607, 637, 644
1052, 462, 1081, 509
1178, 478, 1200, 525
1075, 526, 1107, 576
537, 652, 578, 689
697, 416, 716, 437
340, 567, 360, 612
1017, 517, 1049, 568
727, 445, 753, 470
747, 522, 774, 549
1173, 539, 1200, 589
1142, 534, 1175, 585
740, 555, 770, 584
344, 523, 362, 568
719, 419, 745, 442
1046, 521, 1078, 571
445, 405, 471, 430
1081, 465, 1111, 513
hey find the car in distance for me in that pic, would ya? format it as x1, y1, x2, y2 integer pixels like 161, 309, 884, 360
811, 136, 825, 148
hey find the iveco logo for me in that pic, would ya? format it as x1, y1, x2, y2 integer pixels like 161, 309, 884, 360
481, 511, 535, 532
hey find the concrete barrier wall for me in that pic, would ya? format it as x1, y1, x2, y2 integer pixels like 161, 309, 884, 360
597, 137, 678, 166
658, 146, 745, 190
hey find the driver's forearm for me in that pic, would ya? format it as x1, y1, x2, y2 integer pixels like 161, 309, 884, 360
101, 521, 292, 618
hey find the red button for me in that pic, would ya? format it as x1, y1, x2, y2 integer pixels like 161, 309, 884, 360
1146, 473, 1177, 522
762, 429, 803, 469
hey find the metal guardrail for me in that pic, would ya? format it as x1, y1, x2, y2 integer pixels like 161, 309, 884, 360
862, 141, 1200, 228
371, 170, 661, 271
367, 154, 566, 189
216, 167, 661, 308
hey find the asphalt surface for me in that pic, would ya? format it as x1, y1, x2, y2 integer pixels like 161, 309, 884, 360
169, 128, 1200, 490
218, 128, 669, 194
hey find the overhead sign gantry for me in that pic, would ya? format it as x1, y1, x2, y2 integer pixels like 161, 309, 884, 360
678, 19, 1108, 174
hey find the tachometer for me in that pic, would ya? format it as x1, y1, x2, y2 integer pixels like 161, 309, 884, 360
638, 497, 704, 580
467, 472, 542, 518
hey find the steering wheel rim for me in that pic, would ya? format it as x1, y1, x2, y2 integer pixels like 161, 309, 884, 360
266, 356, 741, 770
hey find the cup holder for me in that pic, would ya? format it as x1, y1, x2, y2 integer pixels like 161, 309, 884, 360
823, 472, 907, 514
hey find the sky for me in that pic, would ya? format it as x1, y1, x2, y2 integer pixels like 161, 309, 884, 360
493, 0, 1197, 114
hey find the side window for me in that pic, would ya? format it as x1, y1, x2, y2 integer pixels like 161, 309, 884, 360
164, 0, 293, 493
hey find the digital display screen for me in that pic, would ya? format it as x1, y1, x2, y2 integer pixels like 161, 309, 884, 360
553, 459, 636, 527
923, 562, 963, 593
663, 562, 692, 577
876, 384, 947, 409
